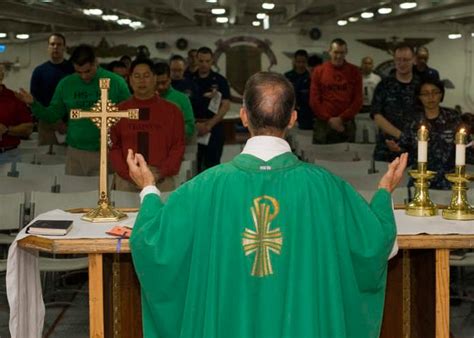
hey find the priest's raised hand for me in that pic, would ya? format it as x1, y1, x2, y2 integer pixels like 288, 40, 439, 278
126, 149, 155, 189
378, 152, 408, 193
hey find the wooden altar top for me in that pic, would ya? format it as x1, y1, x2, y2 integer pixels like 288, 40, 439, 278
18, 204, 474, 254
17, 233, 474, 254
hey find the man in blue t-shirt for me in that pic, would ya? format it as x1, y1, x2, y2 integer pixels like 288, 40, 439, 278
191, 47, 230, 172
30, 33, 74, 145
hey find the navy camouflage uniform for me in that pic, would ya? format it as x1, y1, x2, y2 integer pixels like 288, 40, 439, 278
284, 69, 313, 130
371, 74, 421, 162
398, 107, 461, 190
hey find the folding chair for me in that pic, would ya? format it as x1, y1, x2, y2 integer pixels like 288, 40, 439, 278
29, 191, 95, 304
175, 160, 193, 186
110, 190, 171, 208
0, 192, 25, 246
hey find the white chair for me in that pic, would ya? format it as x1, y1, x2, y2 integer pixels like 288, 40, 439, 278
175, 160, 193, 186
19, 152, 66, 165
428, 189, 453, 206
314, 159, 376, 177
345, 174, 385, 191
30, 190, 99, 216
16, 163, 65, 178
354, 114, 377, 143
29, 191, 92, 299
17, 139, 38, 151
110, 190, 171, 209
0, 177, 55, 194
0, 192, 25, 245
292, 133, 314, 156
301, 143, 374, 162
358, 188, 408, 205
56, 174, 103, 193
185, 144, 198, 154
0, 162, 11, 176
110, 190, 140, 208
183, 152, 197, 176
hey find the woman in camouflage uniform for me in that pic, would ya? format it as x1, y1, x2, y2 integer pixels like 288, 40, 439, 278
386, 79, 466, 189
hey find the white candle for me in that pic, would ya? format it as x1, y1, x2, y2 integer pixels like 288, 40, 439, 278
455, 128, 467, 166
417, 125, 428, 163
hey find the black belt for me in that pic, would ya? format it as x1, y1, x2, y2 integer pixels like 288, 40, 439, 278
0, 146, 16, 153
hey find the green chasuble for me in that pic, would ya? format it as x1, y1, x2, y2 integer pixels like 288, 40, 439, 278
131, 152, 396, 338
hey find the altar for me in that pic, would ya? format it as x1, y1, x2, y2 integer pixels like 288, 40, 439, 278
9, 208, 474, 338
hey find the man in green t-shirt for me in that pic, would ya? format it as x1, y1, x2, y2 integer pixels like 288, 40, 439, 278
18, 44, 130, 176
154, 62, 195, 142
126, 72, 407, 338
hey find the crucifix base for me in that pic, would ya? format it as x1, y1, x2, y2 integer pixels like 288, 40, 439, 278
81, 202, 128, 223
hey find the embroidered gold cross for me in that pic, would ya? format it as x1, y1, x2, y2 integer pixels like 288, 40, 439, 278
242, 196, 283, 277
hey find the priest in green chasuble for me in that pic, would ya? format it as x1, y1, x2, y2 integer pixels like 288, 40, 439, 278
128, 72, 408, 338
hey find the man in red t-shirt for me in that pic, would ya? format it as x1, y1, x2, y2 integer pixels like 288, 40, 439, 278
110, 58, 185, 192
310, 38, 362, 144
0, 64, 33, 164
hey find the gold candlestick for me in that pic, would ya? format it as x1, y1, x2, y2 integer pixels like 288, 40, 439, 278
442, 149, 474, 220
406, 162, 438, 216
406, 125, 437, 216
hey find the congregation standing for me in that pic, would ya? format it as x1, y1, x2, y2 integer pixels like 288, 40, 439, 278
1, 33, 472, 190
2, 31, 474, 338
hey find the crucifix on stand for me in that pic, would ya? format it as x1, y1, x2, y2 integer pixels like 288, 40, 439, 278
70, 78, 138, 222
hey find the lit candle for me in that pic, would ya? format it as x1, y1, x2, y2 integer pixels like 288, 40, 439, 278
417, 125, 428, 163
455, 128, 467, 166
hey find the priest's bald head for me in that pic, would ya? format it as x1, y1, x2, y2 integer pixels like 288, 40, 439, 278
240, 72, 297, 137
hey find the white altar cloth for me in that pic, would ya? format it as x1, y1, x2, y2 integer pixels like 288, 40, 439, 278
6, 209, 137, 338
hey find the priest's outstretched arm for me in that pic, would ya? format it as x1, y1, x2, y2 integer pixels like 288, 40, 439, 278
342, 153, 408, 291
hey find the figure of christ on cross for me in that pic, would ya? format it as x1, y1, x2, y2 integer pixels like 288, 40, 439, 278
70, 78, 138, 222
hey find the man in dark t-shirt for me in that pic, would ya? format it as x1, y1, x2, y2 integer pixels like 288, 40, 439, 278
30, 33, 74, 145
191, 47, 230, 172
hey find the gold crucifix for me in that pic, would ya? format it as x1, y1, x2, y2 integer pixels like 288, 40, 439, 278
242, 195, 283, 277
70, 78, 138, 222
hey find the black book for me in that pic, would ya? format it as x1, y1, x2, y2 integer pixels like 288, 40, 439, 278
27, 220, 73, 236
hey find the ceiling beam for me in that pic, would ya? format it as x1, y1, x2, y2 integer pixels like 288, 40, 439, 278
0, 1, 99, 31
376, 1, 474, 24
286, 0, 320, 22
160, 0, 197, 23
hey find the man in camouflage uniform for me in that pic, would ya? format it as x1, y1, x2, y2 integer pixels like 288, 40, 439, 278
371, 43, 420, 162
285, 49, 313, 130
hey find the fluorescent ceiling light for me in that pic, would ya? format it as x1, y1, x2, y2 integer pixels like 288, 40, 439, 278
471, 32, 474, 37
16, 34, 30, 40
0, 33, 7, 38
252, 20, 261, 27
399, 2, 417, 10
337, 20, 348, 26
211, 8, 226, 15
102, 15, 119, 21
361, 11, 374, 19
378, 7, 392, 15
206, 0, 217, 2
216, 17, 229, 23
263, 15, 270, 30
117, 18, 132, 25
262, 2, 275, 10
448, 33, 462, 40
348, 16, 359, 22
256, 13, 266, 19
88, 8, 103, 16
129, 21, 144, 29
